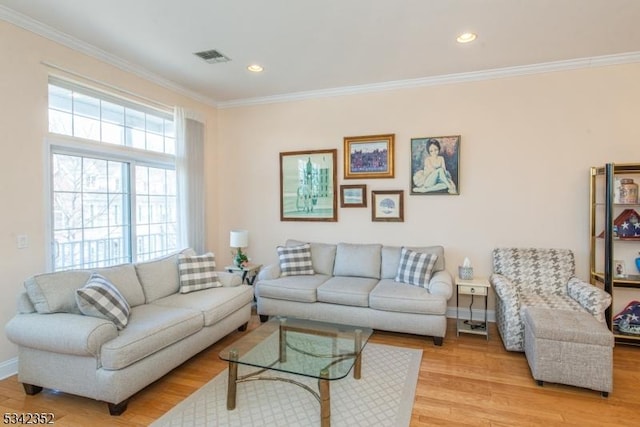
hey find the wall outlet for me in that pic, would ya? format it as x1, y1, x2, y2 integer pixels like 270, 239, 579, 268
17, 234, 28, 249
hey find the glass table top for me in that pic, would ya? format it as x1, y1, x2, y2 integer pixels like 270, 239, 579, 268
219, 317, 373, 380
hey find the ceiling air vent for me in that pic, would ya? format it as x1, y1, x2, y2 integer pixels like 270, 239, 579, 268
194, 49, 231, 64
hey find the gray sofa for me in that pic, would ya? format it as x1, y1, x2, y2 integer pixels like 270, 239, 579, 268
255, 240, 453, 345
5, 249, 253, 415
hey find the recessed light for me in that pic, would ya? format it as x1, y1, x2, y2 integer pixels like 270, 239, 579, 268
247, 64, 264, 73
456, 32, 477, 43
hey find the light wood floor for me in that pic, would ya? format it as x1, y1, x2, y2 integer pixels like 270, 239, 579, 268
1, 313, 637, 426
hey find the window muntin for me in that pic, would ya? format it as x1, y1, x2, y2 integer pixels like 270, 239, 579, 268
48, 79, 175, 154
48, 79, 177, 271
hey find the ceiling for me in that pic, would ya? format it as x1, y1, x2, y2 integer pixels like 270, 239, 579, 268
1, 0, 640, 106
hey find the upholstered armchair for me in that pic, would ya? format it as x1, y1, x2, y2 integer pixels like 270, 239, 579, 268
490, 248, 611, 352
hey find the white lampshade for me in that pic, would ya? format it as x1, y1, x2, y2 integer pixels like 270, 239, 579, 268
229, 230, 249, 248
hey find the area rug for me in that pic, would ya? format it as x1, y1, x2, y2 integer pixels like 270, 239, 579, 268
151, 343, 422, 427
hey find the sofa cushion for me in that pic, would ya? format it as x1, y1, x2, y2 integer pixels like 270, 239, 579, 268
369, 279, 447, 315
333, 243, 382, 279
24, 270, 90, 314
76, 273, 131, 330
257, 275, 330, 302
136, 249, 195, 303
153, 285, 254, 326
317, 276, 379, 307
395, 248, 438, 288
381, 245, 445, 279
286, 240, 337, 276
277, 243, 315, 276
94, 263, 146, 307
178, 252, 221, 293
100, 304, 203, 370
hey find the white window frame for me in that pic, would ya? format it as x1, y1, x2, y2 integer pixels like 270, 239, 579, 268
46, 79, 177, 271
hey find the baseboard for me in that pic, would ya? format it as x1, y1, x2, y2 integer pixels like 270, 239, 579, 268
0, 357, 18, 380
447, 306, 496, 323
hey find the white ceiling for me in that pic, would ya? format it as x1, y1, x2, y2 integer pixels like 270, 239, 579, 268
1, 0, 640, 106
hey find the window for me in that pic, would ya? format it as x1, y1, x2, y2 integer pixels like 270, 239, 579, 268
48, 79, 177, 271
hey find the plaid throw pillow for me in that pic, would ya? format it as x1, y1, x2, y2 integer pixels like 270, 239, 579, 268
395, 247, 438, 288
76, 273, 131, 330
178, 252, 221, 293
277, 243, 315, 276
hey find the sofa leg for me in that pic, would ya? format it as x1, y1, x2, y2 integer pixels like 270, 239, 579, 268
108, 400, 129, 416
238, 322, 248, 331
536, 380, 544, 387
22, 383, 43, 395
259, 315, 269, 323
433, 336, 443, 346
601, 391, 609, 398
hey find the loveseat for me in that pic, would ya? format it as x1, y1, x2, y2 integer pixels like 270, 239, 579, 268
5, 249, 253, 415
255, 240, 453, 345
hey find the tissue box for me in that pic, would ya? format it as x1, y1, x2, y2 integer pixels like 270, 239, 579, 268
458, 266, 474, 280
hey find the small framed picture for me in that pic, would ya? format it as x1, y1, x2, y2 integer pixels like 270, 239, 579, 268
340, 184, 367, 208
614, 260, 626, 277
371, 190, 404, 222
344, 134, 395, 179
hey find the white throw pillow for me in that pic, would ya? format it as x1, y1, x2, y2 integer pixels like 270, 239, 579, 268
76, 273, 131, 330
277, 243, 315, 276
394, 247, 438, 288
178, 252, 221, 293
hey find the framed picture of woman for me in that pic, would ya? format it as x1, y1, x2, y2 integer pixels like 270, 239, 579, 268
410, 135, 460, 195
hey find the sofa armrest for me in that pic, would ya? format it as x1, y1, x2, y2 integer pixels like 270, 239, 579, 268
567, 276, 612, 323
257, 264, 281, 281
428, 270, 453, 299
490, 273, 518, 302
5, 313, 118, 357
217, 271, 242, 287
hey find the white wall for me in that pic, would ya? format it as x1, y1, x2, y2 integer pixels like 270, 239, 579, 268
214, 64, 640, 311
2, 17, 640, 371
0, 21, 218, 369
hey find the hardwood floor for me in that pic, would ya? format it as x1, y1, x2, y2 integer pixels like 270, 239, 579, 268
0, 313, 637, 426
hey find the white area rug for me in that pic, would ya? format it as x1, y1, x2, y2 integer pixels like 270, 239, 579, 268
151, 343, 422, 427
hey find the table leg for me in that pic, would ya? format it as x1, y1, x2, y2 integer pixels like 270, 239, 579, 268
354, 329, 362, 379
227, 350, 238, 410
279, 318, 287, 363
319, 369, 330, 427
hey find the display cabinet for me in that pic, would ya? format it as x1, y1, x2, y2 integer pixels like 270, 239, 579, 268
589, 163, 640, 344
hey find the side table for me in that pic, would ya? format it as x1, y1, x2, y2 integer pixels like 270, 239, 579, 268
225, 264, 262, 286
456, 276, 490, 340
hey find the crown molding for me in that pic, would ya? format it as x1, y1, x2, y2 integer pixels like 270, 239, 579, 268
3, 5, 640, 110
0, 6, 218, 107
219, 51, 640, 108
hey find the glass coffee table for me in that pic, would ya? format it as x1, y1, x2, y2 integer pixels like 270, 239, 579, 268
219, 316, 373, 427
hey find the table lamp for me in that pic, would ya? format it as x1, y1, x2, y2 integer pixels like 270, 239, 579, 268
230, 230, 249, 267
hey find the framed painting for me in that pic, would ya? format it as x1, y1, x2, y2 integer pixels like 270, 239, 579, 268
280, 149, 337, 221
340, 184, 367, 208
344, 134, 395, 179
371, 190, 404, 222
410, 135, 460, 195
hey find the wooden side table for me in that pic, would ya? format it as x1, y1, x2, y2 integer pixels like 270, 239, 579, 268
225, 264, 262, 286
456, 276, 490, 339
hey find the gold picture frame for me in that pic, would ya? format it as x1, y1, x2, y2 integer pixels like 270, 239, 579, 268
343, 134, 395, 179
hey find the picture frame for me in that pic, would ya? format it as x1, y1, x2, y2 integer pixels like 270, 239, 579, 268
343, 134, 395, 179
410, 135, 460, 195
340, 184, 367, 208
280, 149, 337, 222
614, 260, 626, 277
371, 190, 404, 222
